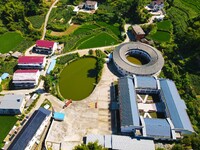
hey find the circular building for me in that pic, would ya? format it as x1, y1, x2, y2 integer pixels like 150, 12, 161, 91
113, 42, 164, 76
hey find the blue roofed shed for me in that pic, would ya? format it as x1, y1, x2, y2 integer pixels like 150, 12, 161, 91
47, 59, 56, 74
144, 118, 171, 139
1, 73, 9, 80
53, 112, 65, 121
160, 79, 194, 134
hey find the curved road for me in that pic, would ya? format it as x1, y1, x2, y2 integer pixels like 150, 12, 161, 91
42, 0, 59, 40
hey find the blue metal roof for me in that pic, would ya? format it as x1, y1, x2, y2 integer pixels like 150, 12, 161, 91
8, 107, 51, 150
1, 73, 9, 80
134, 76, 157, 89
118, 76, 140, 127
53, 112, 65, 121
144, 118, 171, 138
47, 59, 56, 74
160, 79, 194, 133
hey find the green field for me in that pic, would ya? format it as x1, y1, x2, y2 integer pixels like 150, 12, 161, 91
157, 20, 173, 32
97, 21, 121, 38
78, 32, 118, 49
59, 57, 97, 100
0, 32, 24, 54
27, 15, 45, 29
0, 116, 18, 148
167, 0, 200, 35
151, 31, 171, 42
72, 24, 100, 36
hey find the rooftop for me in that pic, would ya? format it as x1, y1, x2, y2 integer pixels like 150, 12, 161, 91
36, 40, 55, 48
144, 118, 171, 138
113, 42, 164, 76
118, 76, 140, 127
86, 134, 155, 150
8, 107, 51, 150
13, 70, 39, 81
0, 94, 25, 110
160, 79, 194, 133
134, 76, 157, 89
85, 1, 97, 5
132, 25, 145, 35
18, 56, 45, 64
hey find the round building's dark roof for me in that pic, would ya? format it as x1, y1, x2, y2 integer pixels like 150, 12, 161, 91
113, 42, 164, 75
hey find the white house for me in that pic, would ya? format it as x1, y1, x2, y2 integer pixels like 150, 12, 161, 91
0, 94, 26, 115
8, 108, 51, 150
18, 56, 46, 69
13, 70, 40, 88
85, 1, 98, 10
150, 0, 164, 11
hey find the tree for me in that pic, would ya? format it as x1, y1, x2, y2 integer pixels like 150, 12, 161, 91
73, 142, 108, 150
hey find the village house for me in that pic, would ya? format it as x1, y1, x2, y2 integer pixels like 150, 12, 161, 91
12, 70, 40, 88
0, 94, 26, 115
33, 40, 57, 55
85, 1, 98, 10
18, 56, 46, 70
150, 0, 164, 11
131, 25, 145, 41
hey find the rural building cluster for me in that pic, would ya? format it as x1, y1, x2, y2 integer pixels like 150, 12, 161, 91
0, 0, 197, 150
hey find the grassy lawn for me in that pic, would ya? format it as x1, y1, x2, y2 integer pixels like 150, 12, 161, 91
0, 32, 24, 54
150, 31, 171, 42
157, 20, 173, 32
78, 32, 119, 49
59, 57, 97, 100
0, 116, 18, 148
27, 15, 45, 29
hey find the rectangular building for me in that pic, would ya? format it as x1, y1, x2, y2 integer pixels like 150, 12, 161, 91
0, 94, 25, 115
33, 40, 57, 55
8, 107, 51, 150
18, 56, 46, 69
13, 70, 40, 88
85, 1, 98, 10
132, 25, 145, 41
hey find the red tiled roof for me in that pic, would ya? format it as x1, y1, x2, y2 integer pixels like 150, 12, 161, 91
15, 70, 39, 73
36, 40, 55, 48
18, 56, 45, 64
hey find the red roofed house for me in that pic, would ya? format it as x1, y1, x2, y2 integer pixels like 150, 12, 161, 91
33, 40, 57, 55
13, 70, 40, 88
18, 56, 46, 69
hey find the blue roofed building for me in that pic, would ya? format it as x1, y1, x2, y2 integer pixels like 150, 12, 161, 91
160, 79, 194, 134
53, 112, 65, 121
1, 73, 9, 80
117, 76, 194, 140
143, 118, 171, 139
8, 107, 51, 150
118, 76, 141, 132
47, 59, 56, 74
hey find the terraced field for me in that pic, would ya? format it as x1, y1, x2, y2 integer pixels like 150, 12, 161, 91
167, 0, 200, 35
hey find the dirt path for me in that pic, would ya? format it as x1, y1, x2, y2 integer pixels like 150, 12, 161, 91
41, 0, 59, 40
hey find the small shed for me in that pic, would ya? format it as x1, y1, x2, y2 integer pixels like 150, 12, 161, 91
132, 25, 145, 41
53, 112, 65, 121
47, 59, 56, 74
1, 73, 9, 80
12, 51, 23, 59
